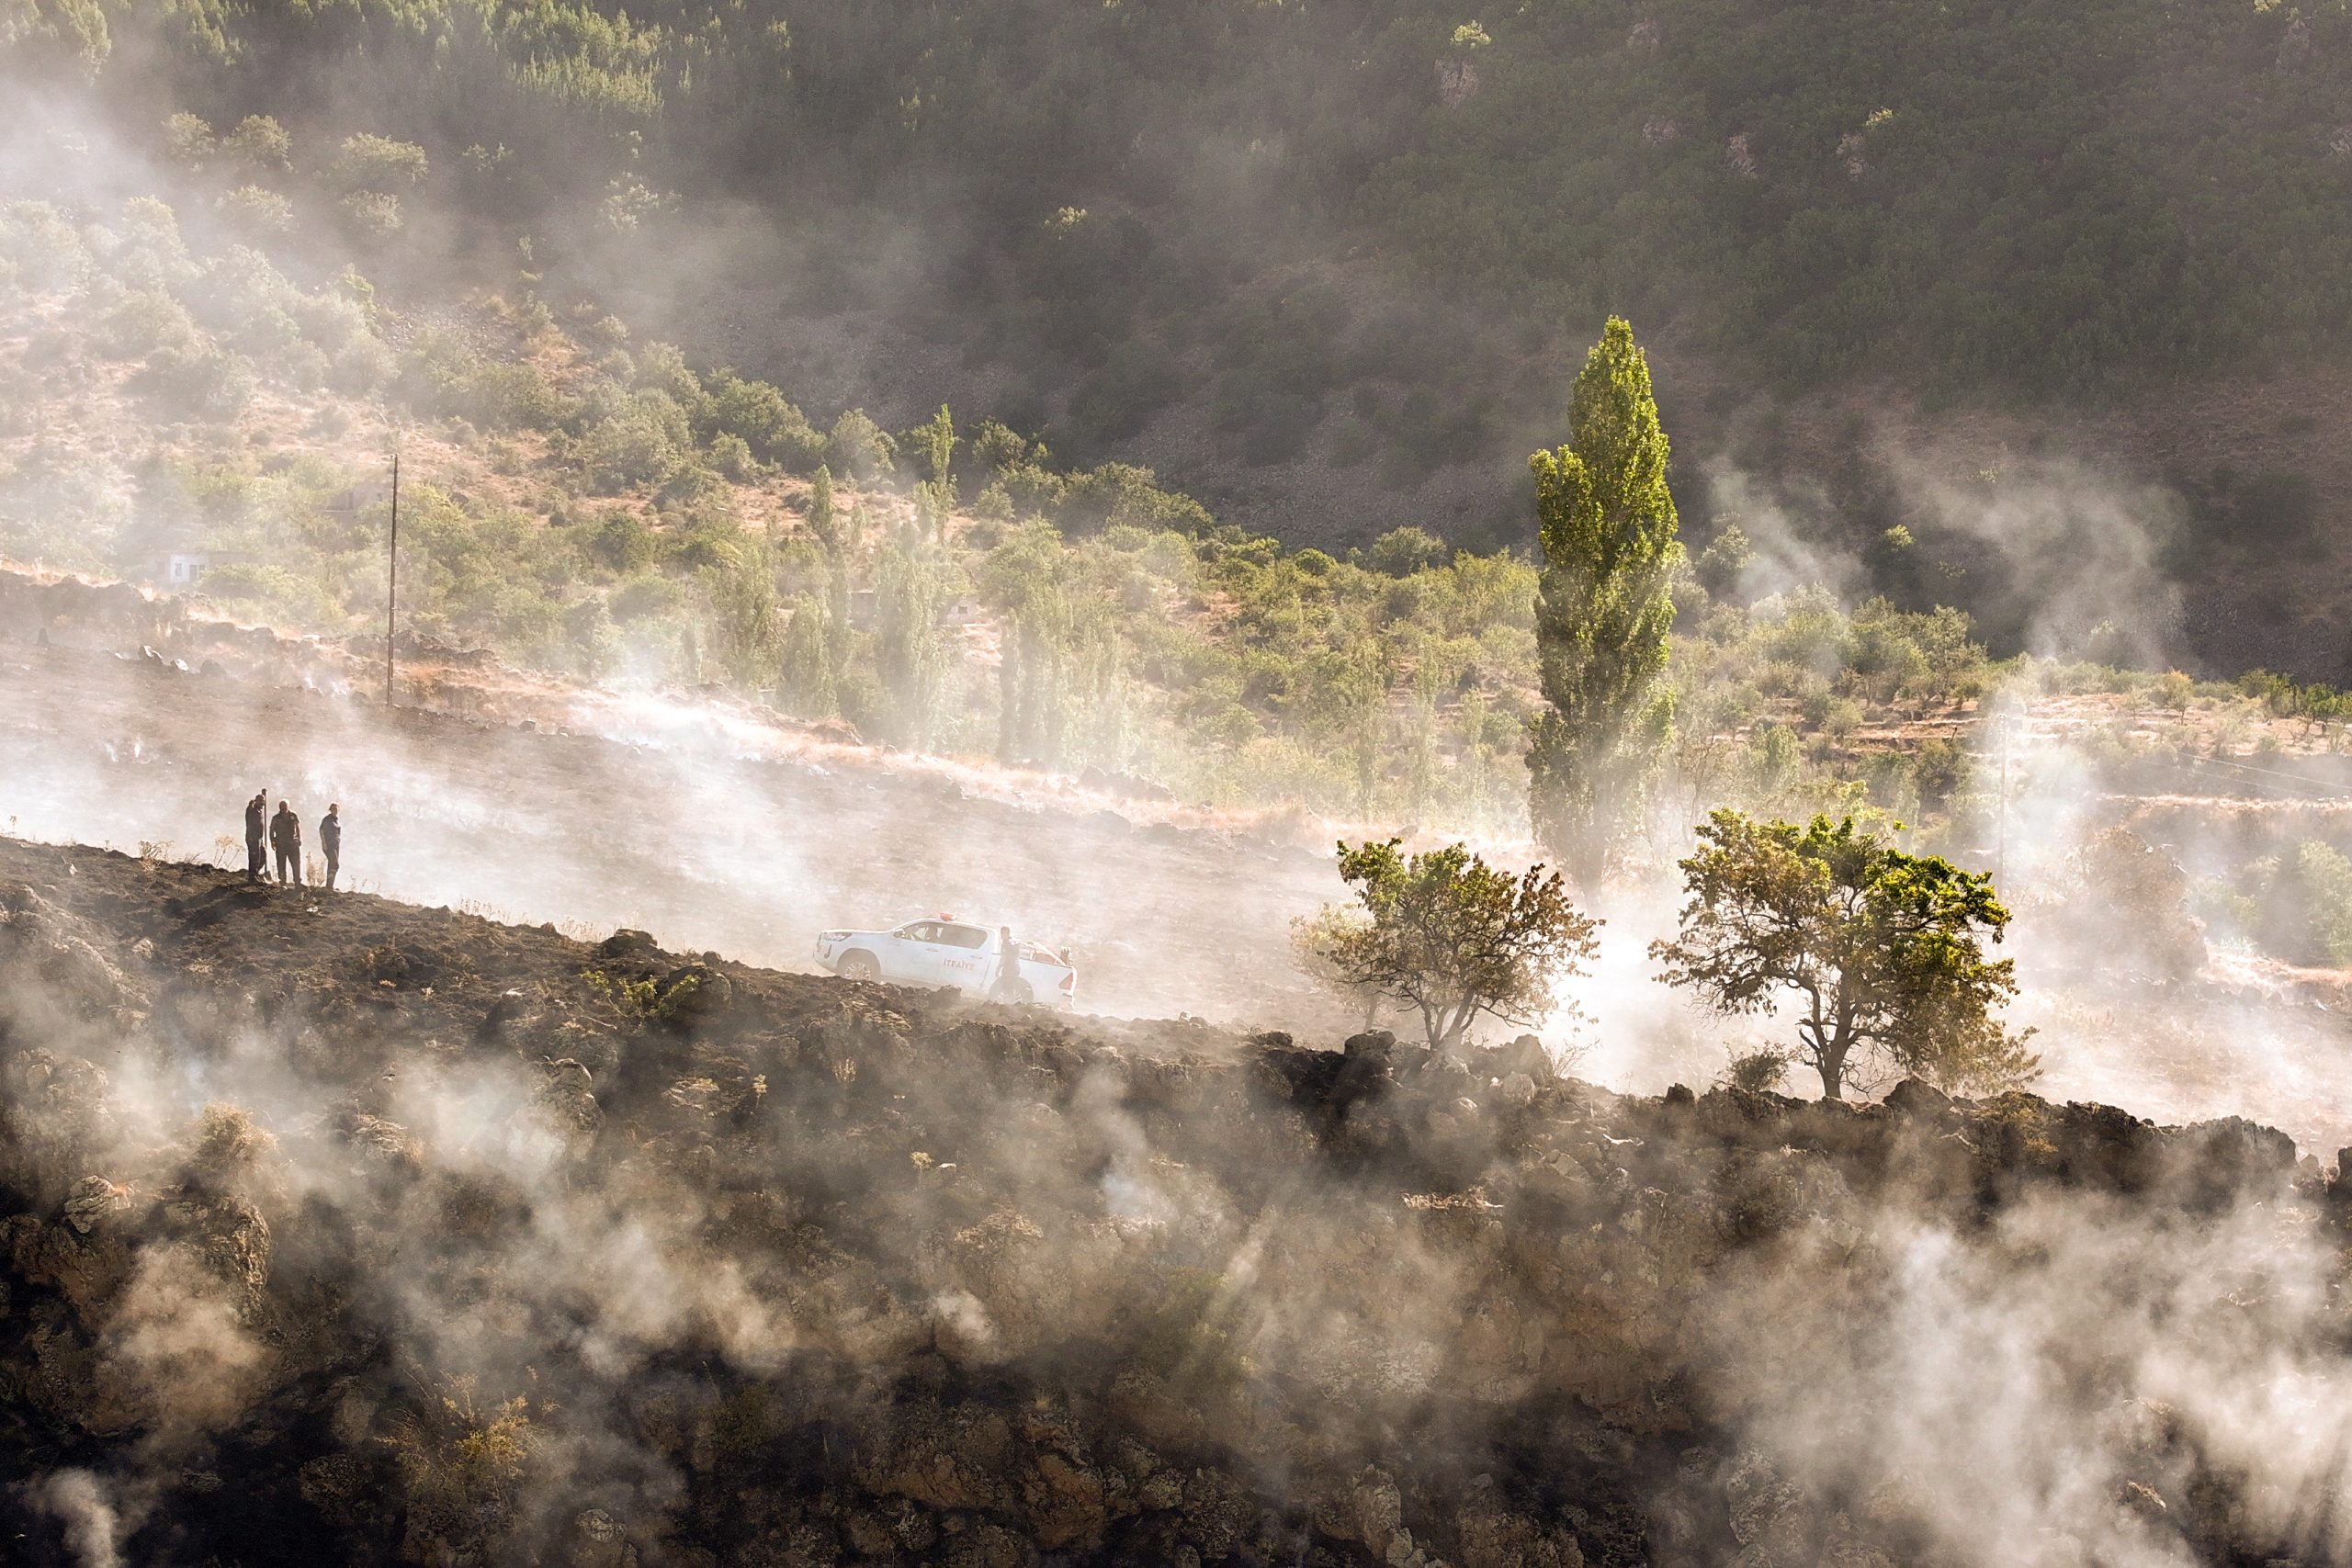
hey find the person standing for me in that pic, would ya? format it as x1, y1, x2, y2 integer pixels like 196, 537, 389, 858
989, 925, 1024, 1003
269, 800, 302, 886
319, 803, 342, 891
243, 791, 267, 884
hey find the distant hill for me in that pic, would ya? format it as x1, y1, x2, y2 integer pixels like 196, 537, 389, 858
8, 0, 2352, 672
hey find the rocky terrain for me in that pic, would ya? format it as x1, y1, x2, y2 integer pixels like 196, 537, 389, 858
0, 836, 2346, 1566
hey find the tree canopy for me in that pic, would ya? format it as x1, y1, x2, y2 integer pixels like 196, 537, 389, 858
1651, 810, 2038, 1100
1296, 839, 1598, 1054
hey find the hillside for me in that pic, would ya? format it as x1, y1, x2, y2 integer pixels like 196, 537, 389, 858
15, 567, 2352, 1155
10, 0, 2352, 675
0, 833, 2345, 1566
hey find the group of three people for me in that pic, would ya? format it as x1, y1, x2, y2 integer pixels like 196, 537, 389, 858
243, 792, 342, 889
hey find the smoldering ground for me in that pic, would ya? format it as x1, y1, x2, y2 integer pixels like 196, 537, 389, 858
1, 838, 2349, 1568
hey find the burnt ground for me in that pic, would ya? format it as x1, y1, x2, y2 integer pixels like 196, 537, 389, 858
0, 836, 2344, 1567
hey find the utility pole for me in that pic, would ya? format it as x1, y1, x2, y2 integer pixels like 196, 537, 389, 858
1996, 716, 2010, 889
384, 450, 400, 709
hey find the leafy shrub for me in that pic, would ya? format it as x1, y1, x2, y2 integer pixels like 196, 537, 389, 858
97, 288, 198, 357
582, 390, 695, 491
701, 370, 824, 468
163, 111, 214, 166
1368, 525, 1449, 576
217, 185, 293, 235
222, 114, 291, 173
708, 432, 756, 480
130, 342, 254, 419
334, 133, 428, 191
585, 512, 656, 572
1718, 1048, 1792, 1095
338, 191, 403, 238
826, 408, 896, 483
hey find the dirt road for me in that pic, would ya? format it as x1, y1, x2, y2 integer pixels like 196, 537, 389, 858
0, 643, 1344, 1027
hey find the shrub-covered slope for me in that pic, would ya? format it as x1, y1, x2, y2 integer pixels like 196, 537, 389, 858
15, 0, 2352, 637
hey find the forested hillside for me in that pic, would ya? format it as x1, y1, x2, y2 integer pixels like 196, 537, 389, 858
8, 0, 2352, 677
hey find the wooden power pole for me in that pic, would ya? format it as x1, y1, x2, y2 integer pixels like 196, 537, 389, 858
384, 451, 401, 708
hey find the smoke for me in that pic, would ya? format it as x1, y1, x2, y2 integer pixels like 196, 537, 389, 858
1900, 455, 2186, 666
1702, 457, 1864, 604
30, 1472, 123, 1568
1710, 1186, 2352, 1566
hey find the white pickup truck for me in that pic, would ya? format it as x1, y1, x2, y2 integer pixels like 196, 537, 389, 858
814, 919, 1078, 1007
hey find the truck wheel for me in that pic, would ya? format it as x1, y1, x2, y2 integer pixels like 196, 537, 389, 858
839, 950, 881, 982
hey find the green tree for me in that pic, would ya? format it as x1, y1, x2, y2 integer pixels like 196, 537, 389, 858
2064, 827, 2203, 978
980, 519, 1074, 763
334, 132, 429, 191
1368, 525, 1448, 576
1651, 811, 2039, 1101
776, 594, 836, 717
703, 371, 822, 468
222, 114, 291, 172
1295, 839, 1598, 1053
1526, 317, 1684, 887
908, 404, 957, 539
871, 543, 946, 747
827, 409, 895, 484
800, 463, 836, 550
704, 536, 780, 685
910, 404, 956, 489
1289, 904, 1386, 1030
164, 111, 214, 167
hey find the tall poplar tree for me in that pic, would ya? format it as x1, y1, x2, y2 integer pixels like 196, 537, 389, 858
1527, 317, 1683, 887
807, 463, 838, 550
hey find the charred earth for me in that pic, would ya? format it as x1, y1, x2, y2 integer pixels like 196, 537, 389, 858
0, 836, 2342, 1567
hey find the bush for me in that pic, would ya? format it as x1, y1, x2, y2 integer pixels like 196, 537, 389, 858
130, 343, 254, 419
0, 201, 90, 290
217, 185, 294, 235
1718, 1048, 1792, 1095
334, 133, 429, 191
164, 111, 214, 166
338, 191, 403, 239
582, 391, 696, 491
701, 371, 823, 468
223, 115, 292, 173
708, 432, 757, 480
97, 288, 198, 358
610, 573, 685, 622
826, 408, 896, 483
585, 512, 657, 573
1368, 525, 1449, 577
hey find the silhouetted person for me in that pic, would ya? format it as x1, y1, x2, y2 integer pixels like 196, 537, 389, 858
270, 801, 302, 886
320, 803, 341, 891
243, 791, 267, 883
990, 925, 1023, 1002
